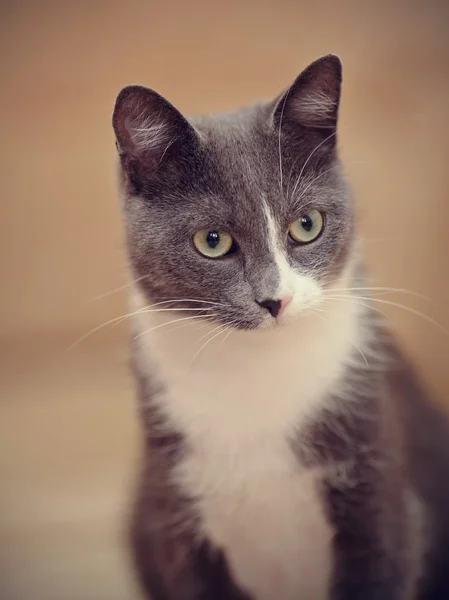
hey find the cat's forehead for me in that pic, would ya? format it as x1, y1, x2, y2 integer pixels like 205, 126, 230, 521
186, 108, 340, 221
192, 108, 275, 173
188, 110, 283, 206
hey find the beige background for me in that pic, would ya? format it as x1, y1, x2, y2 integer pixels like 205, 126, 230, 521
1, 1, 449, 599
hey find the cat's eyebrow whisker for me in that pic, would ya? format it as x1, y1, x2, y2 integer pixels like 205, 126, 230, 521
290, 131, 337, 198
291, 197, 324, 215
322, 294, 448, 335
291, 165, 340, 207
285, 159, 298, 200
277, 84, 293, 195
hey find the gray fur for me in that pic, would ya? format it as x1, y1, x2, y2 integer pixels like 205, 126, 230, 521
112, 55, 449, 599
114, 56, 352, 329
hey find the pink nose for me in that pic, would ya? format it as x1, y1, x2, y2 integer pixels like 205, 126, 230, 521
278, 294, 293, 317
257, 295, 292, 318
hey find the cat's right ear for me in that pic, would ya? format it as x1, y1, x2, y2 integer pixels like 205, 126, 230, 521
272, 55, 342, 141
112, 86, 198, 189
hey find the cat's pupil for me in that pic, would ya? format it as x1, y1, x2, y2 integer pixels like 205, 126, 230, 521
301, 215, 313, 232
206, 231, 220, 248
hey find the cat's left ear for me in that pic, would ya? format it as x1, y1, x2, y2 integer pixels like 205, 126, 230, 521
272, 54, 342, 135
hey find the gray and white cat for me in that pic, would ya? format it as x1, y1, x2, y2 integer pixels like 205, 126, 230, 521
112, 55, 449, 600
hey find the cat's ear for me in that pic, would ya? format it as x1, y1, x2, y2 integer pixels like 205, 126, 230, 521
112, 85, 198, 187
273, 54, 342, 134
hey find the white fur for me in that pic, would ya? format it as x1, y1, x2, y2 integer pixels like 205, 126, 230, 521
130, 201, 366, 598
262, 198, 320, 318
131, 240, 366, 600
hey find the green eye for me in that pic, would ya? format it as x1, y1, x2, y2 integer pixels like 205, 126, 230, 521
288, 209, 324, 244
193, 229, 234, 258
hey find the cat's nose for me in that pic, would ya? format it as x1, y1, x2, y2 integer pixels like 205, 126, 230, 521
256, 296, 292, 318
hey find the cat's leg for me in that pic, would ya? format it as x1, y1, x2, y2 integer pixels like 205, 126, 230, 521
130, 485, 251, 600
323, 462, 412, 600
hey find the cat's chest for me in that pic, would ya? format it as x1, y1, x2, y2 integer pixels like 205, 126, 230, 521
176, 437, 334, 600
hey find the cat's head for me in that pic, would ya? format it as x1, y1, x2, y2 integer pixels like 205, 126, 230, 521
113, 55, 356, 330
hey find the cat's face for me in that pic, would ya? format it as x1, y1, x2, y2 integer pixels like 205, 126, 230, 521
113, 55, 356, 330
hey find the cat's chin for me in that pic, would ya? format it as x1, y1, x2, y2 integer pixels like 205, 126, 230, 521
256, 314, 297, 330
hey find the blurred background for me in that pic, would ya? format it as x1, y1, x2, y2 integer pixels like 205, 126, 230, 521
1, 1, 449, 598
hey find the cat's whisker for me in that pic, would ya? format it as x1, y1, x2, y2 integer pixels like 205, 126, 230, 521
309, 303, 369, 366
167, 316, 219, 335
321, 297, 393, 332
65, 307, 216, 352
65, 310, 147, 352
323, 275, 367, 288
187, 322, 236, 372
90, 274, 151, 301
111, 306, 215, 330
135, 307, 215, 315
351, 340, 369, 366
324, 287, 432, 302
322, 294, 448, 334
305, 305, 331, 323
120, 297, 230, 326
134, 315, 211, 341
196, 321, 230, 345
218, 323, 238, 347
309, 310, 328, 324
163, 315, 217, 335
138, 298, 230, 308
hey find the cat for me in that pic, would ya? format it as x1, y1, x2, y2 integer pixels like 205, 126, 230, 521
112, 55, 449, 600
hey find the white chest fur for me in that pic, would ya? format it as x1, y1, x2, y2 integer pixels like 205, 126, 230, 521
131, 287, 364, 599
178, 437, 333, 600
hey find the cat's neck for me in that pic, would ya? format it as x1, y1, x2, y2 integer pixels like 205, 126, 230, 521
130, 280, 371, 445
